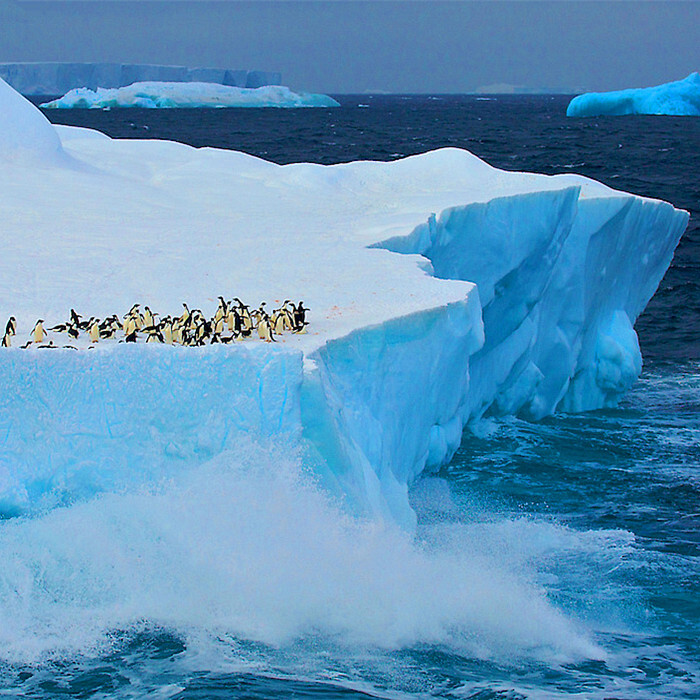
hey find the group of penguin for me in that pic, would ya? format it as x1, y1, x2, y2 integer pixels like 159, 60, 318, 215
1, 298, 309, 349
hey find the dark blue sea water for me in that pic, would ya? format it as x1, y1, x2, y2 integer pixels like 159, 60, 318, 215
1, 96, 695, 699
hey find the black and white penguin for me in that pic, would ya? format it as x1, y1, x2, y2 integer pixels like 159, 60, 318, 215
31, 319, 47, 344
292, 301, 309, 333
88, 320, 101, 343
144, 325, 164, 343
214, 296, 228, 323
5, 317, 17, 337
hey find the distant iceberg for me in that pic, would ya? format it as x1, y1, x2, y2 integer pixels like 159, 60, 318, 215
567, 73, 700, 117
41, 81, 341, 109
0, 62, 281, 95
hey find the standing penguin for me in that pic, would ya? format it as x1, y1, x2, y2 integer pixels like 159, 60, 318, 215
255, 311, 275, 343
88, 320, 101, 343
214, 296, 228, 323
292, 302, 309, 333
5, 317, 17, 338
31, 319, 47, 344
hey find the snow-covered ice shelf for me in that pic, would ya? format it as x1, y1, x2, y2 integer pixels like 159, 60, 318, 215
567, 73, 700, 117
0, 62, 281, 95
41, 82, 340, 109
0, 78, 689, 528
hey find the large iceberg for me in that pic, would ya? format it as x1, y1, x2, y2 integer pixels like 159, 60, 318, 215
0, 62, 281, 95
567, 73, 700, 117
0, 79, 688, 529
41, 82, 340, 109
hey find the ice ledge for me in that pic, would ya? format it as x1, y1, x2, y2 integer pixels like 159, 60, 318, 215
0, 81, 690, 526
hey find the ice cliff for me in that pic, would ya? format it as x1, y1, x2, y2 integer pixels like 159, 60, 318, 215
41, 82, 340, 109
0, 62, 281, 95
0, 80, 689, 528
567, 73, 700, 117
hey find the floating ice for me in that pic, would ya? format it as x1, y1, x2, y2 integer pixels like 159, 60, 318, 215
567, 73, 700, 117
41, 81, 340, 109
0, 62, 281, 95
0, 78, 689, 528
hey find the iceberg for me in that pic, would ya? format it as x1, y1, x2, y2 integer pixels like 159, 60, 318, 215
0, 62, 281, 95
0, 79, 688, 528
40, 81, 340, 109
567, 73, 700, 117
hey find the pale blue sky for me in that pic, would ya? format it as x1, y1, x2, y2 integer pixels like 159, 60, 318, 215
0, 1, 698, 93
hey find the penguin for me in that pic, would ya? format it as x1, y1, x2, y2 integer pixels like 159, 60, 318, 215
78, 316, 95, 332
1, 333, 11, 348
194, 322, 208, 346
143, 306, 154, 329
214, 296, 228, 323
67, 325, 79, 340
172, 322, 183, 345
271, 309, 288, 335
31, 320, 46, 344
123, 304, 143, 332
123, 316, 137, 337
70, 309, 82, 328
292, 301, 309, 333
88, 320, 101, 343
190, 310, 205, 331
99, 324, 117, 340
144, 326, 163, 344
123, 330, 138, 343
161, 317, 174, 345
254, 311, 275, 343
225, 308, 237, 332
281, 301, 295, 330
5, 317, 17, 337
234, 299, 253, 332
179, 303, 191, 327
214, 316, 225, 336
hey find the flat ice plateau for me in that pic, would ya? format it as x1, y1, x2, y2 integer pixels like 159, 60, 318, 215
567, 73, 700, 117
0, 79, 689, 528
41, 81, 340, 109
0, 62, 281, 95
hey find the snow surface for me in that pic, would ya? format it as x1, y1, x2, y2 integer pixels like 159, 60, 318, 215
0, 80, 689, 528
41, 82, 340, 109
0, 62, 281, 95
567, 73, 700, 117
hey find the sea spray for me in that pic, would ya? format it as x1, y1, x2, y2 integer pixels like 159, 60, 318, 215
0, 440, 600, 668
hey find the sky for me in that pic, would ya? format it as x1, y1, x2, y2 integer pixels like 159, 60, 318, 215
0, 1, 698, 93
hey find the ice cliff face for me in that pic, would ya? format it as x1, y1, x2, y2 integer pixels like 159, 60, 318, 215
0, 80, 689, 528
41, 82, 340, 109
567, 73, 700, 117
0, 62, 281, 95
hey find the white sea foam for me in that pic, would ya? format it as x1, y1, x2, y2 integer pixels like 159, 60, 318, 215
0, 444, 602, 667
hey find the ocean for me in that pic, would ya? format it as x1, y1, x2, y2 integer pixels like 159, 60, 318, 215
0, 95, 696, 699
